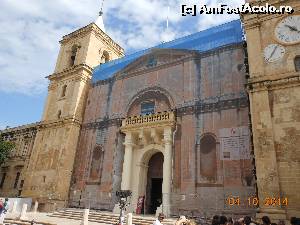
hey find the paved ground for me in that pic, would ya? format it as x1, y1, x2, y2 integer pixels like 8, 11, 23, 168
6, 212, 109, 225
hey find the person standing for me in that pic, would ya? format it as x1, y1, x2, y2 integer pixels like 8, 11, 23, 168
0, 198, 8, 225
261, 216, 271, 225
153, 213, 165, 225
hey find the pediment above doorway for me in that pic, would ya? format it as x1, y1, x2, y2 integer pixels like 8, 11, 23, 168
116, 49, 195, 77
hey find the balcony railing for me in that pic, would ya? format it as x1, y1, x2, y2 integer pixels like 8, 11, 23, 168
121, 111, 175, 128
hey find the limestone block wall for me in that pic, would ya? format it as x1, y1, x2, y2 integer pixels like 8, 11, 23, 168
0, 123, 37, 198
22, 123, 81, 210
242, 1, 300, 218
272, 86, 300, 216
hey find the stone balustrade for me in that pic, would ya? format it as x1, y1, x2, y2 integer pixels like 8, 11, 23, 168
121, 111, 175, 128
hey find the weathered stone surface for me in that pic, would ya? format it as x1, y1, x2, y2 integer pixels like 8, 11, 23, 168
242, 0, 300, 219
0, 123, 38, 197
69, 45, 255, 216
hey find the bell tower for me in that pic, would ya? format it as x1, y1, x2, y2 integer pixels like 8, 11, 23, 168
242, 0, 300, 221
22, 10, 124, 210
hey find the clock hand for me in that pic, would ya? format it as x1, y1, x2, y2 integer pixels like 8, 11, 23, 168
285, 24, 300, 32
268, 45, 278, 61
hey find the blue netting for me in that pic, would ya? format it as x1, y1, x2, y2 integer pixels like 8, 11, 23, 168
92, 19, 243, 83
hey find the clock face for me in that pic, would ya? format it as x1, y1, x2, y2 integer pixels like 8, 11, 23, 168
264, 44, 285, 63
275, 15, 300, 44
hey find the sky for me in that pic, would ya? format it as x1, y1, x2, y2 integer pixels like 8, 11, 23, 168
0, 0, 244, 129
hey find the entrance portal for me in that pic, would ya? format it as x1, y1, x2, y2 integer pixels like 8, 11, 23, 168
145, 152, 163, 214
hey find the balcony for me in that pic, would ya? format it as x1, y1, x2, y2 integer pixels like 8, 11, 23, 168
121, 111, 175, 131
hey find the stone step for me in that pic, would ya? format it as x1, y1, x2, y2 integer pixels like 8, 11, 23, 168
4, 218, 56, 225
49, 208, 176, 225
56, 209, 171, 221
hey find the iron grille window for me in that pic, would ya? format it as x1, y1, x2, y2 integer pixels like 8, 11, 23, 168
141, 102, 155, 115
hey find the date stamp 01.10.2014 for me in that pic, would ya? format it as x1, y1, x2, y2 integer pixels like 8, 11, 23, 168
226, 196, 288, 207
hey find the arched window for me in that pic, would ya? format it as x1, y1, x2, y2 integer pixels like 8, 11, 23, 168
141, 101, 155, 115
295, 56, 300, 72
70, 45, 78, 66
57, 110, 62, 119
14, 172, 20, 189
61, 85, 67, 97
100, 50, 110, 64
89, 146, 104, 181
200, 134, 217, 181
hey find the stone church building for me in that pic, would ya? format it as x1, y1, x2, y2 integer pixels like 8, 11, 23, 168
1, 0, 299, 220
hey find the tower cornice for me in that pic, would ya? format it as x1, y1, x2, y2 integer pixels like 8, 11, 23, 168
60, 23, 124, 56
47, 63, 93, 81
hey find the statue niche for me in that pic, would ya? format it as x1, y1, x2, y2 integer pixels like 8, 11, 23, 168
89, 145, 104, 182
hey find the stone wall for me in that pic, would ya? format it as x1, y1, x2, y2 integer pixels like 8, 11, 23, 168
242, 0, 300, 219
70, 45, 255, 216
0, 123, 38, 197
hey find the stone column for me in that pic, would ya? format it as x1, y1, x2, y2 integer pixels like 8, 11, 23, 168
121, 132, 134, 190
33, 201, 38, 213
81, 208, 89, 225
19, 203, 28, 220
11, 200, 17, 214
162, 127, 173, 216
127, 213, 133, 225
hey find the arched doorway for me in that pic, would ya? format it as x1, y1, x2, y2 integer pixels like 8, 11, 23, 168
145, 152, 164, 214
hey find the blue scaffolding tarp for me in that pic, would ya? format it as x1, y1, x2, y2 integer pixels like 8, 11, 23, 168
92, 19, 243, 83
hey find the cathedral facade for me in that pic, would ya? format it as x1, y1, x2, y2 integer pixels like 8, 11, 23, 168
1, 0, 299, 220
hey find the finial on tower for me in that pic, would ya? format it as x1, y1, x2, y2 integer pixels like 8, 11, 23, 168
162, 4, 172, 43
99, 0, 104, 16
95, 0, 106, 32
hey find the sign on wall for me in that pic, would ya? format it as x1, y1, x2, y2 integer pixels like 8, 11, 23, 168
219, 126, 250, 160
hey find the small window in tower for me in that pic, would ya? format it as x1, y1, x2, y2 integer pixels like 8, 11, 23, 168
141, 101, 155, 115
20, 180, 24, 188
295, 56, 300, 72
57, 110, 62, 119
61, 85, 67, 97
14, 172, 20, 189
100, 50, 110, 64
70, 45, 78, 66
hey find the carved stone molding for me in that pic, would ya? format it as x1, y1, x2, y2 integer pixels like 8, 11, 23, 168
0, 122, 39, 135
37, 117, 81, 130
47, 64, 93, 81
177, 97, 248, 116
81, 97, 248, 131
82, 118, 123, 130
247, 75, 300, 92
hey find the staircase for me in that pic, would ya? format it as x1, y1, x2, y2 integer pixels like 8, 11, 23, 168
49, 208, 176, 225
4, 218, 56, 225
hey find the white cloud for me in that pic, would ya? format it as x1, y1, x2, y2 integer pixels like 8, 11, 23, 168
0, 0, 244, 95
